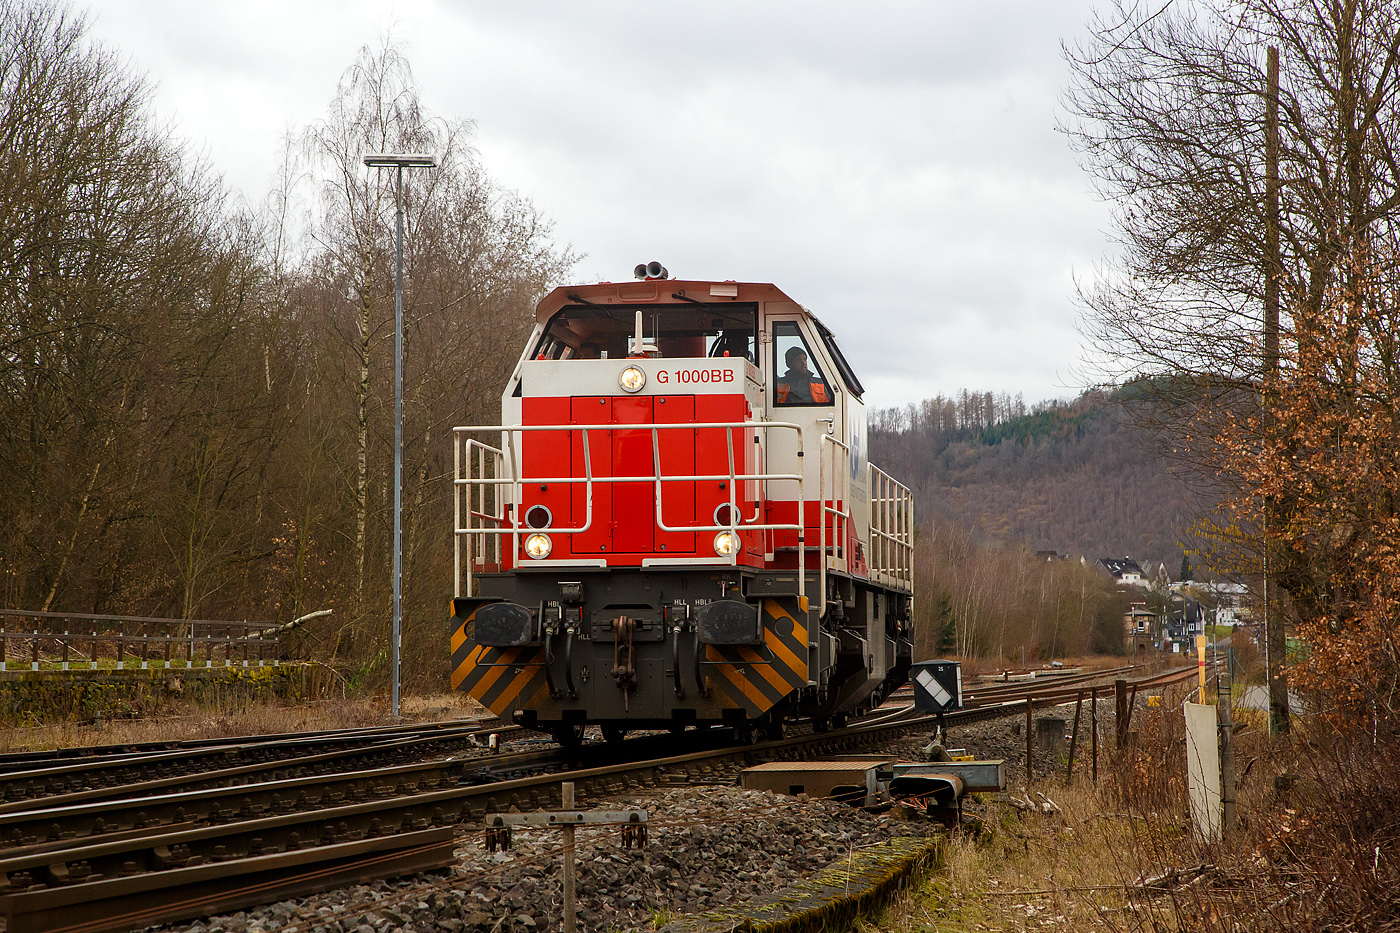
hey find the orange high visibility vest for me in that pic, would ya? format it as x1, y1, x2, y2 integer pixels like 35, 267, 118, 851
776, 380, 830, 404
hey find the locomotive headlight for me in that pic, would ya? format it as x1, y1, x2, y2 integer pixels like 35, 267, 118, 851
713, 531, 741, 557
524, 533, 553, 560
618, 365, 646, 393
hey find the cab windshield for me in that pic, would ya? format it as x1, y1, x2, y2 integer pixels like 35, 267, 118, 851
534, 303, 757, 362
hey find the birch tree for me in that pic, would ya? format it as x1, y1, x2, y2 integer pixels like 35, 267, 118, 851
293, 39, 574, 676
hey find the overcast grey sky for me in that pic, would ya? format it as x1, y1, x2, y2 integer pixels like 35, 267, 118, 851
86, 1, 1113, 412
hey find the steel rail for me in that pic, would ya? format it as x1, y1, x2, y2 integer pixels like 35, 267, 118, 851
0, 827, 455, 933
0, 724, 505, 806
0, 757, 465, 851
0, 717, 514, 772
0, 664, 1204, 932
0, 715, 932, 925
0, 719, 499, 776
953, 663, 1213, 725
0, 730, 522, 823
961, 665, 1141, 702
0, 723, 766, 849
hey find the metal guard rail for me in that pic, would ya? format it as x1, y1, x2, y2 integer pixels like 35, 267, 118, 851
868, 465, 914, 591
817, 432, 851, 613
0, 610, 281, 671
453, 420, 813, 610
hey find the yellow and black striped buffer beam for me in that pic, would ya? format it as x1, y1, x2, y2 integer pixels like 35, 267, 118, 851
702, 597, 809, 715
451, 613, 549, 718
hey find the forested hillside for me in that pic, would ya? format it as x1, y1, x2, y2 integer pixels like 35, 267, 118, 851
870, 390, 1204, 571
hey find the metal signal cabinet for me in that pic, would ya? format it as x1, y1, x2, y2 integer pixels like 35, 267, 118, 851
449, 277, 915, 745
910, 660, 963, 713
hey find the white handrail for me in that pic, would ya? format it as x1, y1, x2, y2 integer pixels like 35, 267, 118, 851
453, 420, 809, 608
818, 433, 852, 618
868, 464, 913, 592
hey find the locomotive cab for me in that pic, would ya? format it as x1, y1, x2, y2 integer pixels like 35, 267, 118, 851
451, 275, 913, 745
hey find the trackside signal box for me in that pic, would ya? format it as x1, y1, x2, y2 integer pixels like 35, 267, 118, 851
911, 660, 962, 712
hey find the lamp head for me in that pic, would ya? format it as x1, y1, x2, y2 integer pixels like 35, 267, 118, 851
362, 152, 438, 168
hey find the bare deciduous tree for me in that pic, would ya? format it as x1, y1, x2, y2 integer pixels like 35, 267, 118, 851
1064, 0, 1400, 596
288, 38, 575, 679
1065, 0, 1400, 391
0, 11, 573, 689
0, 0, 282, 618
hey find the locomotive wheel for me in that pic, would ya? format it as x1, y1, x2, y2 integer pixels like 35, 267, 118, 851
552, 723, 586, 749
602, 724, 628, 744
764, 717, 785, 741
733, 723, 756, 745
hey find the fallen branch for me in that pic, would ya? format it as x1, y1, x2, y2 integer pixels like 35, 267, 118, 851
1137, 864, 1214, 891
259, 609, 333, 638
983, 885, 1131, 896
1006, 791, 1062, 815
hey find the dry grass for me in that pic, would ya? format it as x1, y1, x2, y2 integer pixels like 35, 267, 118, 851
874, 781, 1153, 932
872, 696, 1400, 933
0, 692, 490, 753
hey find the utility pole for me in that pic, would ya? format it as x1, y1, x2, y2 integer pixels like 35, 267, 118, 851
1215, 620, 1237, 840
1264, 45, 1290, 736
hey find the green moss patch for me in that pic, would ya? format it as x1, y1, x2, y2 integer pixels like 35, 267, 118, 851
0, 664, 326, 726
658, 835, 943, 933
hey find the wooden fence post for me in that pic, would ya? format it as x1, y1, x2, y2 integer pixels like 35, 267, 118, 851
1025, 698, 1034, 786
1066, 691, 1084, 783
1115, 679, 1129, 749
1090, 686, 1098, 783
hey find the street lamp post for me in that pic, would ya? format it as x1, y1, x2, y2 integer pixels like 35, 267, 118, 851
362, 152, 437, 720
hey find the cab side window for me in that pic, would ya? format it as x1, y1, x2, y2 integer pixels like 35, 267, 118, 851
772, 322, 833, 406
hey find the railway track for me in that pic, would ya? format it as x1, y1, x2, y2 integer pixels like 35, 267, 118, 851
0, 664, 1201, 933
0, 717, 518, 771
0, 720, 526, 806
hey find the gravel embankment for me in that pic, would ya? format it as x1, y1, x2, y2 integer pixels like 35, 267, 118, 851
162, 696, 1126, 933
165, 785, 940, 933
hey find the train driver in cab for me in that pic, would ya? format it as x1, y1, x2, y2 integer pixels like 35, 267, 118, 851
777, 346, 830, 404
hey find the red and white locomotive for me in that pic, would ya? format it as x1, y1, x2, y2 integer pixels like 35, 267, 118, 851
450, 265, 914, 744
